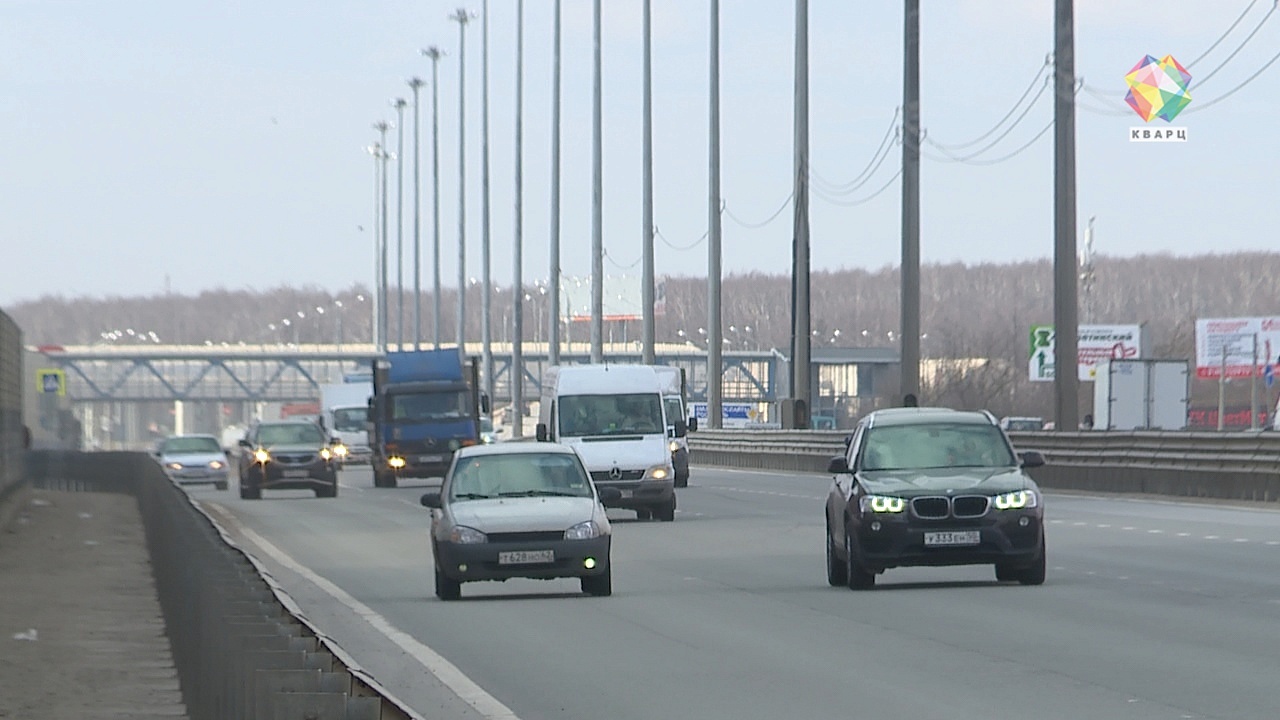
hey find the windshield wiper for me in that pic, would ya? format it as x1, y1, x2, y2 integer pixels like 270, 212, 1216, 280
452, 493, 495, 500
498, 489, 583, 498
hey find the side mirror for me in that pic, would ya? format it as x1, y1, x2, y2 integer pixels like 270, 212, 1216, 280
1019, 450, 1046, 469
420, 492, 442, 509
827, 455, 850, 474
687, 417, 698, 432
842, 434, 853, 449
480, 395, 491, 415
673, 420, 688, 437
495, 427, 505, 435
597, 487, 623, 503
238, 439, 251, 448
536, 423, 548, 442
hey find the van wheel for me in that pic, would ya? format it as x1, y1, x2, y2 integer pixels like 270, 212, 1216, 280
654, 496, 676, 522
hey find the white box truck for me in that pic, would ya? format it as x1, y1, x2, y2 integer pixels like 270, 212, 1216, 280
319, 381, 373, 463
536, 365, 679, 521
652, 366, 695, 488
1093, 359, 1189, 430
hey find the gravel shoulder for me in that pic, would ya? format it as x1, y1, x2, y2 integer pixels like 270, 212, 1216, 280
0, 489, 187, 719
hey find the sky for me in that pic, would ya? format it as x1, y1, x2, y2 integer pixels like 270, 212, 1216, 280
2, 0, 1277, 306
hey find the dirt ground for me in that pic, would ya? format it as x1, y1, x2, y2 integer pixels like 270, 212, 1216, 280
0, 489, 187, 719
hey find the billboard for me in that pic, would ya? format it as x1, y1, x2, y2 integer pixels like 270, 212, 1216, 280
1194, 317, 1280, 379
1028, 324, 1143, 382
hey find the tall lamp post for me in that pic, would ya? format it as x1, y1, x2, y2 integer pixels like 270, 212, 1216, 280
512, 0, 526, 436
392, 97, 408, 351
548, 0, 563, 364
481, 0, 494, 413
373, 120, 391, 354
422, 46, 445, 350
450, 8, 474, 357
408, 77, 426, 350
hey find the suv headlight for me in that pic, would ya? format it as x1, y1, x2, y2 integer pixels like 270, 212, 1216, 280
448, 525, 488, 544
319, 447, 332, 461
644, 465, 670, 481
253, 449, 271, 463
860, 495, 907, 514
993, 490, 1037, 510
165, 462, 183, 471
565, 521, 603, 540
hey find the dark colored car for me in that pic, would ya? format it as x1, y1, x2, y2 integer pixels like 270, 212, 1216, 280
237, 420, 339, 499
824, 407, 1046, 589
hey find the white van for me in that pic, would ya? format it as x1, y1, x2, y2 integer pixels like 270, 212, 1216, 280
652, 366, 695, 487
536, 365, 678, 521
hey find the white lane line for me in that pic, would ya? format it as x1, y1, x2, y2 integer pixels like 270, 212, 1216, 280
1148, 529, 1163, 534
1049, 519, 1064, 524
221, 513, 520, 720
397, 498, 422, 511
1233, 538, 1250, 543
1097, 524, 1112, 528
1177, 532, 1191, 537
338, 482, 365, 492
1122, 526, 1136, 531
1072, 522, 1087, 526
1204, 535, 1220, 540
1267, 541, 1280, 546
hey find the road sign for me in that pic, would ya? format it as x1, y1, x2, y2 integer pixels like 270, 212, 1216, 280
37, 368, 66, 396
1266, 364, 1275, 388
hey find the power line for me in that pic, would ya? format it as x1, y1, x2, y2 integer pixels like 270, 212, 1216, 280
928, 57, 1051, 150
603, 248, 642, 271
923, 116, 1056, 166
1194, 0, 1278, 88
809, 108, 900, 191
810, 129, 899, 196
724, 194, 793, 228
1187, 0, 1260, 67
653, 226, 708, 251
1187, 42, 1280, 113
812, 168, 901, 207
924, 75, 1051, 161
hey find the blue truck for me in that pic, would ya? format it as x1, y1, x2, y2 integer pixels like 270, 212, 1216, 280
370, 349, 487, 488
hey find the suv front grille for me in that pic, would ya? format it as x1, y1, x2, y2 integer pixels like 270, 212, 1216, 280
275, 453, 317, 465
911, 497, 950, 519
911, 495, 991, 519
951, 495, 990, 518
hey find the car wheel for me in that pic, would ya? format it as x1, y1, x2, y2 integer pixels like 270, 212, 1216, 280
634, 508, 651, 520
1016, 533, 1047, 586
994, 563, 1018, 582
239, 483, 261, 500
316, 481, 338, 499
435, 568, 462, 601
654, 496, 676, 522
844, 530, 875, 590
826, 518, 848, 587
581, 561, 612, 597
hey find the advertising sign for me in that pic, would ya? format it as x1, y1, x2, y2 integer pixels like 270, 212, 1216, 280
1029, 324, 1143, 382
690, 402, 763, 429
1194, 317, 1280, 379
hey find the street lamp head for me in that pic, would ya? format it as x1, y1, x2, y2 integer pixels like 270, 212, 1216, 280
372, 120, 390, 133
391, 98, 408, 110
449, 8, 475, 24
421, 46, 445, 60
407, 77, 426, 90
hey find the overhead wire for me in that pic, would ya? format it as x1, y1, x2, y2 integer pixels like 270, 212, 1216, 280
1192, 0, 1277, 88
1186, 0, 1260, 68
809, 108, 900, 192
724, 194, 793, 228
811, 168, 902, 207
1186, 42, 1280, 113
654, 226, 709, 251
927, 57, 1051, 150
924, 74, 1051, 161
603, 248, 642, 271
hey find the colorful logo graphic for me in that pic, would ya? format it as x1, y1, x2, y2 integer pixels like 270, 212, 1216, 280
1124, 54, 1192, 122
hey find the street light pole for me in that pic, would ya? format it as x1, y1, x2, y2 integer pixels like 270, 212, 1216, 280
422, 46, 445, 350
392, 97, 407, 352
708, 0, 723, 429
513, 0, 525, 436
367, 143, 383, 351
901, 0, 921, 404
408, 77, 426, 350
590, 0, 604, 363
791, 0, 811, 428
450, 8, 472, 358
481, 0, 494, 412
373, 120, 391, 354
641, 0, 655, 365
549, 0, 563, 365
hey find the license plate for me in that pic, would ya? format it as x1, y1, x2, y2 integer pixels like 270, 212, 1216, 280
924, 531, 981, 547
418, 454, 444, 464
618, 489, 633, 499
282, 469, 311, 478
498, 550, 554, 565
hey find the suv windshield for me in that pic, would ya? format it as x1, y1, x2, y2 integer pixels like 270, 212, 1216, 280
257, 424, 325, 447
559, 393, 664, 437
161, 436, 220, 454
862, 423, 1015, 471
390, 390, 470, 421
449, 453, 592, 500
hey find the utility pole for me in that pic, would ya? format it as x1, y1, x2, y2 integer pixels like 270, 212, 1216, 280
409, 78, 425, 350
707, 0, 723, 429
790, 0, 811, 428
368, 142, 383, 352
374, 120, 391, 354
513, 0, 526, 436
450, 9, 472, 358
590, 0, 604, 364
641, 0, 655, 365
549, 0, 563, 365
1053, 0, 1080, 431
392, 97, 407, 351
481, 0, 494, 410
901, 0, 921, 404
422, 46, 445, 350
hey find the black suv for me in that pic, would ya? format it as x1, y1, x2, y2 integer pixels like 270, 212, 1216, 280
825, 407, 1046, 589
238, 420, 339, 499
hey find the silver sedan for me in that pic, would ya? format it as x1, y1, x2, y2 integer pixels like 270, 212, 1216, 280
153, 434, 231, 490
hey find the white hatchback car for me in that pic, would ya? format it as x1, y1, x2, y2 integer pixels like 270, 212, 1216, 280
420, 443, 620, 600
153, 434, 231, 490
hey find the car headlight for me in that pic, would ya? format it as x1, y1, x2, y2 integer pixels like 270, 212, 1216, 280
993, 490, 1037, 510
448, 525, 488, 544
565, 521, 603, 540
860, 495, 907, 514
253, 449, 271, 464
388, 456, 407, 469
668, 440, 679, 453
320, 447, 332, 461
644, 465, 670, 481
333, 444, 348, 457
208, 460, 225, 470
165, 462, 183, 470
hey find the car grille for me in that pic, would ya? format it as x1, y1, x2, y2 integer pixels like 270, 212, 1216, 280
590, 469, 645, 482
911, 495, 991, 519
488, 531, 565, 543
275, 453, 317, 465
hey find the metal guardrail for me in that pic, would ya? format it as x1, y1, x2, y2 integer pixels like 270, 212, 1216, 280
689, 429, 1280, 503
26, 451, 427, 720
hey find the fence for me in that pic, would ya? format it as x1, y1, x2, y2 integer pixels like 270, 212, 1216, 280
0, 311, 22, 514
25, 451, 425, 720
689, 428, 1280, 503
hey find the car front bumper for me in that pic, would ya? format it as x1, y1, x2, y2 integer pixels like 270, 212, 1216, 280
243, 463, 337, 490
165, 468, 229, 485
434, 536, 611, 582
852, 511, 1043, 570
593, 478, 675, 510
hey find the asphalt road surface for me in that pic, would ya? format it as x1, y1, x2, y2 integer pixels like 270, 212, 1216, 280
195, 465, 1280, 720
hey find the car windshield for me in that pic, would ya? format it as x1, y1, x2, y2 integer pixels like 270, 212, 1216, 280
161, 436, 220, 454
332, 407, 367, 432
257, 424, 325, 446
559, 393, 664, 437
448, 453, 592, 500
861, 423, 1015, 471
391, 390, 470, 421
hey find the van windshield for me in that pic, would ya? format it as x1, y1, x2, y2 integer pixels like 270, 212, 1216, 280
559, 393, 664, 437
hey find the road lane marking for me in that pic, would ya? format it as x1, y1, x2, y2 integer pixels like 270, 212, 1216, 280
207, 504, 520, 720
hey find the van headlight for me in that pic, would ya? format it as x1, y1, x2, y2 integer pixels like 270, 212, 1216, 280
333, 444, 348, 457
208, 460, 225, 470
645, 465, 670, 481
668, 440, 680, 453
565, 521, 603, 540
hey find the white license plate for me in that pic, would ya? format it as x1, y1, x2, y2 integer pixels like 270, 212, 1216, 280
282, 469, 311, 478
498, 550, 554, 565
418, 455, 445, 463
924, 530, 981, 547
